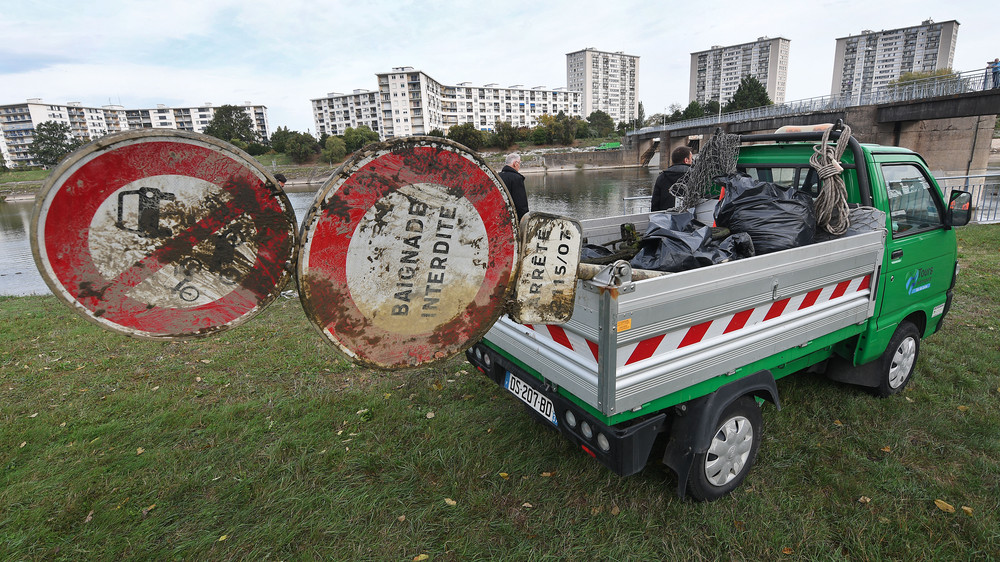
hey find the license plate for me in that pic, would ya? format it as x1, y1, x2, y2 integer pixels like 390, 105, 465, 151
504, 372, 558, 426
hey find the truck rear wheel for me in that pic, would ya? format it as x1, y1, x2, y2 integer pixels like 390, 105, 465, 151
687, 396, 762, 501
876, 321, 920, 398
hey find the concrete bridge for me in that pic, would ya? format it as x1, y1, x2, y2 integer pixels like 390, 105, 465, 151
628, 70, 1000, 176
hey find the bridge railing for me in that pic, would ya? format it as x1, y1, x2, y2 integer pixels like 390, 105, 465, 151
635, 67, 998, 136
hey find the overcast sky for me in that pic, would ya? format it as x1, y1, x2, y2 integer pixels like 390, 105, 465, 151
1, 0, 994, 134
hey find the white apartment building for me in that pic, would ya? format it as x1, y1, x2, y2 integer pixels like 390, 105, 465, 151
831, 19, 959, 99
311, 89, 381, 137
0, 99, 269, 168
566, 48, 639, 123
325, 67, 583, 140
690, 37, 790, 107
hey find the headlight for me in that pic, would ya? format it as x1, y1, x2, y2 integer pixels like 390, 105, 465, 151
596, 433, 611, 452
564, 410, 577, 427
580, 421, 593, 439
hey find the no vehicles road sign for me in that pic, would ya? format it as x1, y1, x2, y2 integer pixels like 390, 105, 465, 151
298, 137, 519, 369
30, 130, 297, 339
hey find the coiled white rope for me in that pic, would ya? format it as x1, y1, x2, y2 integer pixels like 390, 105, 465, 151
810, 125, 852, 236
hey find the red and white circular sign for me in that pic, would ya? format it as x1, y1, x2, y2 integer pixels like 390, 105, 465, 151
30, 130, 297, 339
298, 137, 518, 369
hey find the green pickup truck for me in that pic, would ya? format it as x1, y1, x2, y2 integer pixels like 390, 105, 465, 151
466, 127, 973, 500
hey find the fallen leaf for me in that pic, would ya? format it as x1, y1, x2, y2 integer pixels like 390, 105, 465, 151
398, 515, 406, 522
444, 498, 457, 506
218, 535, 228, 542
957, 405, 968, 412
142, 504, 156, 517
611, 505, 621, 515
734, 520, 745, 530
833, 419, 843, 426
200, 359, 211, 364
152, 386, 160, 391
905, 396, 914, 403
29, 412, 38, 418
880, 446, 891, 452
384, 393, 392, 399
413, 555, 429, 561
591, 507, 602, 515
84, 510, 94, 523
60, 422, 66, 427
541, 472, 554, 477
136, 447, 145, 455
499, 472, 510, 480
19, 442, 26, 448
858, 496, 872, 504
782, 547, 794, 555
195, 377, 203, 383
356, 409, 368, 415
522, 502, 533, 508
426, 412, 435, 419
934, 499, 955, 513
961, 506, 973, 515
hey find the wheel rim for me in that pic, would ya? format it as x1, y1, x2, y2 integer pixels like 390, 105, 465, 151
704, 415, 754, 486
888, 336, 917, 389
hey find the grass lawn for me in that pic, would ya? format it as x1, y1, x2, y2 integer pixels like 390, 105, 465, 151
1, 225, 998, 560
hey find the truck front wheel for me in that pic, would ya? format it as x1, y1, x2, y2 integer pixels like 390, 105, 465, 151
687, 396, 762, 501
876, 321, 920, 398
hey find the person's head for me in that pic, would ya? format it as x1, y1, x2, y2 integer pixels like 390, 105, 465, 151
505, 153, 521, 171
274, 173, 286, 187
671, 146, 693, 165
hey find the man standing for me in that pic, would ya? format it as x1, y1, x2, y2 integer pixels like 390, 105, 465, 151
990, 58, 1000, 89
498, 153, 529, 222
650, 146, 693, 212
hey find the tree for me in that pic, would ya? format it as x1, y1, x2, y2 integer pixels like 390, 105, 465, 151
29, 121, 84, 167
702, 100, 721, 117
286, 131, 319, 163
587, 111, 615, 137
637, 102, 646, 130
890, 68, 956, 85
270, 126, 294, 153
446, 123, 483, 151
427, 129, 446, 138
723, 76, 772, 113
321, 136, 347, 164
343, 125, 380, 153
681, 101, 705, 120
494, 120, 517, 149
204, 105, 256, 144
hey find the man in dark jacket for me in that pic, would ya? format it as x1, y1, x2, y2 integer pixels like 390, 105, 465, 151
498, 153, 529, 222
650, 146, 692, 212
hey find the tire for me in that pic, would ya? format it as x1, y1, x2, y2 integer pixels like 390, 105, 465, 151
875, 321, 920, 398
687, 396, 762, 502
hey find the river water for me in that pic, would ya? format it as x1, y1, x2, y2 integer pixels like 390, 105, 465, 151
0, 167, 658, 296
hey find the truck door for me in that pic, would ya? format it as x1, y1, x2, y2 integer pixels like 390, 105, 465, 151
873, 157, 954, 334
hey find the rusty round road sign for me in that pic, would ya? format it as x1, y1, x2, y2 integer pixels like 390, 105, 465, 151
298, 137, 519, 369
30, 130, 297, 339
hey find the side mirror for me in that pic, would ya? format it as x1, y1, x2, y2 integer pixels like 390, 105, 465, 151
946, 190, 972, 227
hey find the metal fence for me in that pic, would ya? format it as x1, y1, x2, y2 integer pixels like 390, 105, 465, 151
936, 173, 1000, 225
634, 67, 999, 135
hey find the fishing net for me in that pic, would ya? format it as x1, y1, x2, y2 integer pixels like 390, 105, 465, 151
669, 131, 742, 211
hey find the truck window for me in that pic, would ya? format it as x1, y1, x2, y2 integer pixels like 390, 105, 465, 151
881, 164, 943, 237
741, 167, 822, 198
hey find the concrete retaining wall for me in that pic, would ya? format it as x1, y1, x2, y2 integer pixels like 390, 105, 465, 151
539, 150, 633, 171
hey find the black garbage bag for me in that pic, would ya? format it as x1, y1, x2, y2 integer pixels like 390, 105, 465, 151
714, 173, 816, 255
630, 211, 754, 273
581, 243, 615, 261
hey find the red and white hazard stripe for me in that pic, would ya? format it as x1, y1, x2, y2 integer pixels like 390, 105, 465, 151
520, 274, 871, 368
